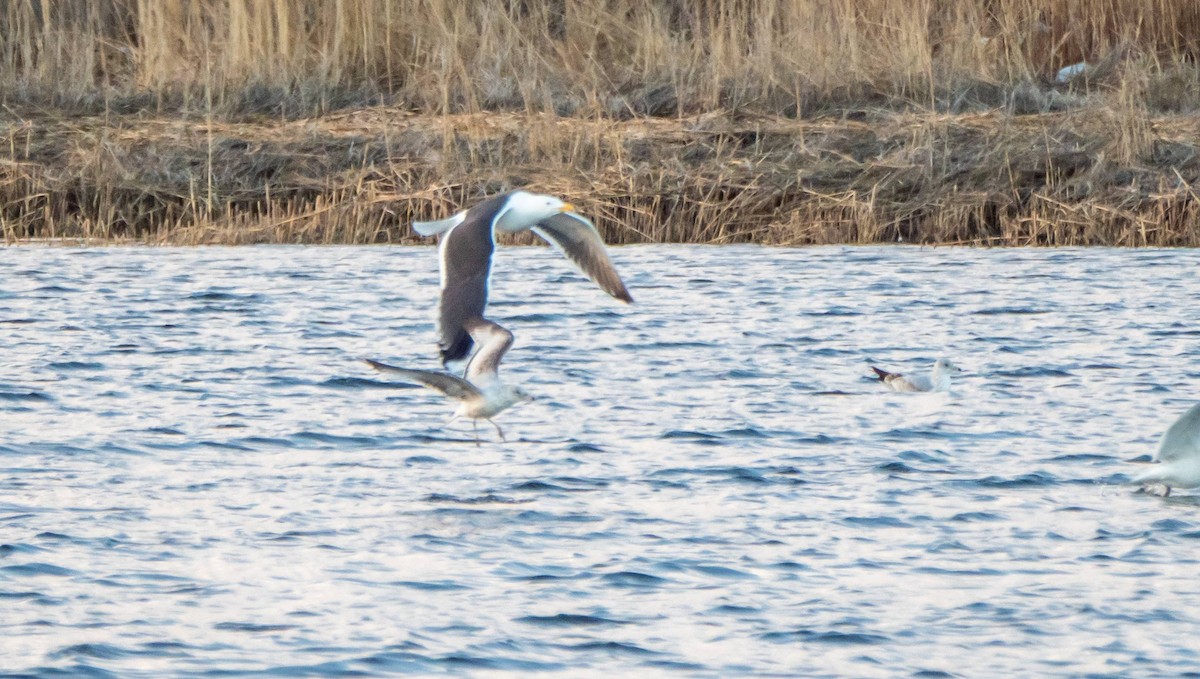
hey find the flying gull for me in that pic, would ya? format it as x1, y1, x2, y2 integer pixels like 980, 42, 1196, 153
365, 318, 533, 445
1131, 402, 1200, 496
413, 190, 633, 364
870, 358, 963, 392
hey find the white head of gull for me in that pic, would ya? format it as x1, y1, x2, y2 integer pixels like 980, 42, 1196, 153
413, 190, 633, 365
1132, 402, 1200, 497
870, 358, 963, 392
364, 319, 533, 445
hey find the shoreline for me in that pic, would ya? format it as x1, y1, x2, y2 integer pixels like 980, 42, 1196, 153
4, 106, 1200, 248
6, 238, 1194, 251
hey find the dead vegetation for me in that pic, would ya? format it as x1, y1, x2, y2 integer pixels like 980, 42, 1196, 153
3, 1, 1200, 246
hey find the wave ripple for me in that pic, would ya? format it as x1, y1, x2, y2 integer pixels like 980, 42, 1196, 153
3, 245, 1199, 676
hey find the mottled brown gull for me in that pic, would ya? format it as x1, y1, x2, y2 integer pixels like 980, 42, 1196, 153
365, 318, 532, 445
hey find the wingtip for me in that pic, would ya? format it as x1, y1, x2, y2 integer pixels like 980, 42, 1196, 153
411, 219, 444, 237
413, 211, 467, 238
609, 283, 633, 304
440, 339, 473, 367
869, 366, 889, 381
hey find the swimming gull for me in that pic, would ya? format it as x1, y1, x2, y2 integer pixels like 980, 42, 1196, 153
413, 190, 633, 364
1132, 402, 1200, 497
870, 358, 963, 392
365, 318, 533, 445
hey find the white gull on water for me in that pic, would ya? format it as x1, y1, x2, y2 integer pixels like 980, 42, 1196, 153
870, 358, 963, 392
1132, 402, 1200, 496
365, 318, 532, 445
413, 190, 633, 364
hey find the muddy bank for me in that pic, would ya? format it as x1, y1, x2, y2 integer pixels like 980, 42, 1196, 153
3, 106, 1199, 246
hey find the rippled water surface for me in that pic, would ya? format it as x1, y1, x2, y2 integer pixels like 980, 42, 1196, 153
4, 245, 1200, 677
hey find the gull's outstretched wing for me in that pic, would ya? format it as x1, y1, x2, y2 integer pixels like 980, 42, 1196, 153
462, 318, 515, 386
532, 212, 633, 303
363, 359, 481, 401
413, 211, 467, 237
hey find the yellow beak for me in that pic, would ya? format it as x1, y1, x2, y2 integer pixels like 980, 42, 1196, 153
560, 202, 576, 213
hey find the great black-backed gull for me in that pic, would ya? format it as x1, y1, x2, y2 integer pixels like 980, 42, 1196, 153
413, 191, 633, 364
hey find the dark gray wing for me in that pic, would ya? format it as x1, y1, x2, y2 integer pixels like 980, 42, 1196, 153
462, 318, 515, 386
531, 212, 633, 303
435, 194, 512, 364
363, 359, 481, 401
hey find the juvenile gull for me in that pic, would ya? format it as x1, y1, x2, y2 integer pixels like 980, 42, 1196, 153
413, 190, 633, 364
870, 358, 963, 393
1132, 402, 1200, 497
365, 318, 533, 445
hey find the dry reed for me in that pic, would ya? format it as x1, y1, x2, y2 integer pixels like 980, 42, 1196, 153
3, 1, 1200, 245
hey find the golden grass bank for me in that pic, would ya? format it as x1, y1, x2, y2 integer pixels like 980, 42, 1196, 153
3, 1, 1200, 245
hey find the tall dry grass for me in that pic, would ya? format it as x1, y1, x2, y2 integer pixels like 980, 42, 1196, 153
4, 0, 1200, 116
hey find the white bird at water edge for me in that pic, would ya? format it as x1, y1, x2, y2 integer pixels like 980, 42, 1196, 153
413, 190, 633, 365
1131, 402, 1200, 497
870, 358, 963, 393
365, 318, 533, 445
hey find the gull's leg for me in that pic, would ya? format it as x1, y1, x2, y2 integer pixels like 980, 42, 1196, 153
488, 419, 506, 442
472, 419, 480, 447
1165, 485, 1172, 498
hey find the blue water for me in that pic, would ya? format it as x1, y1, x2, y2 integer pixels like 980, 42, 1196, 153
3, 244, 1200, 677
